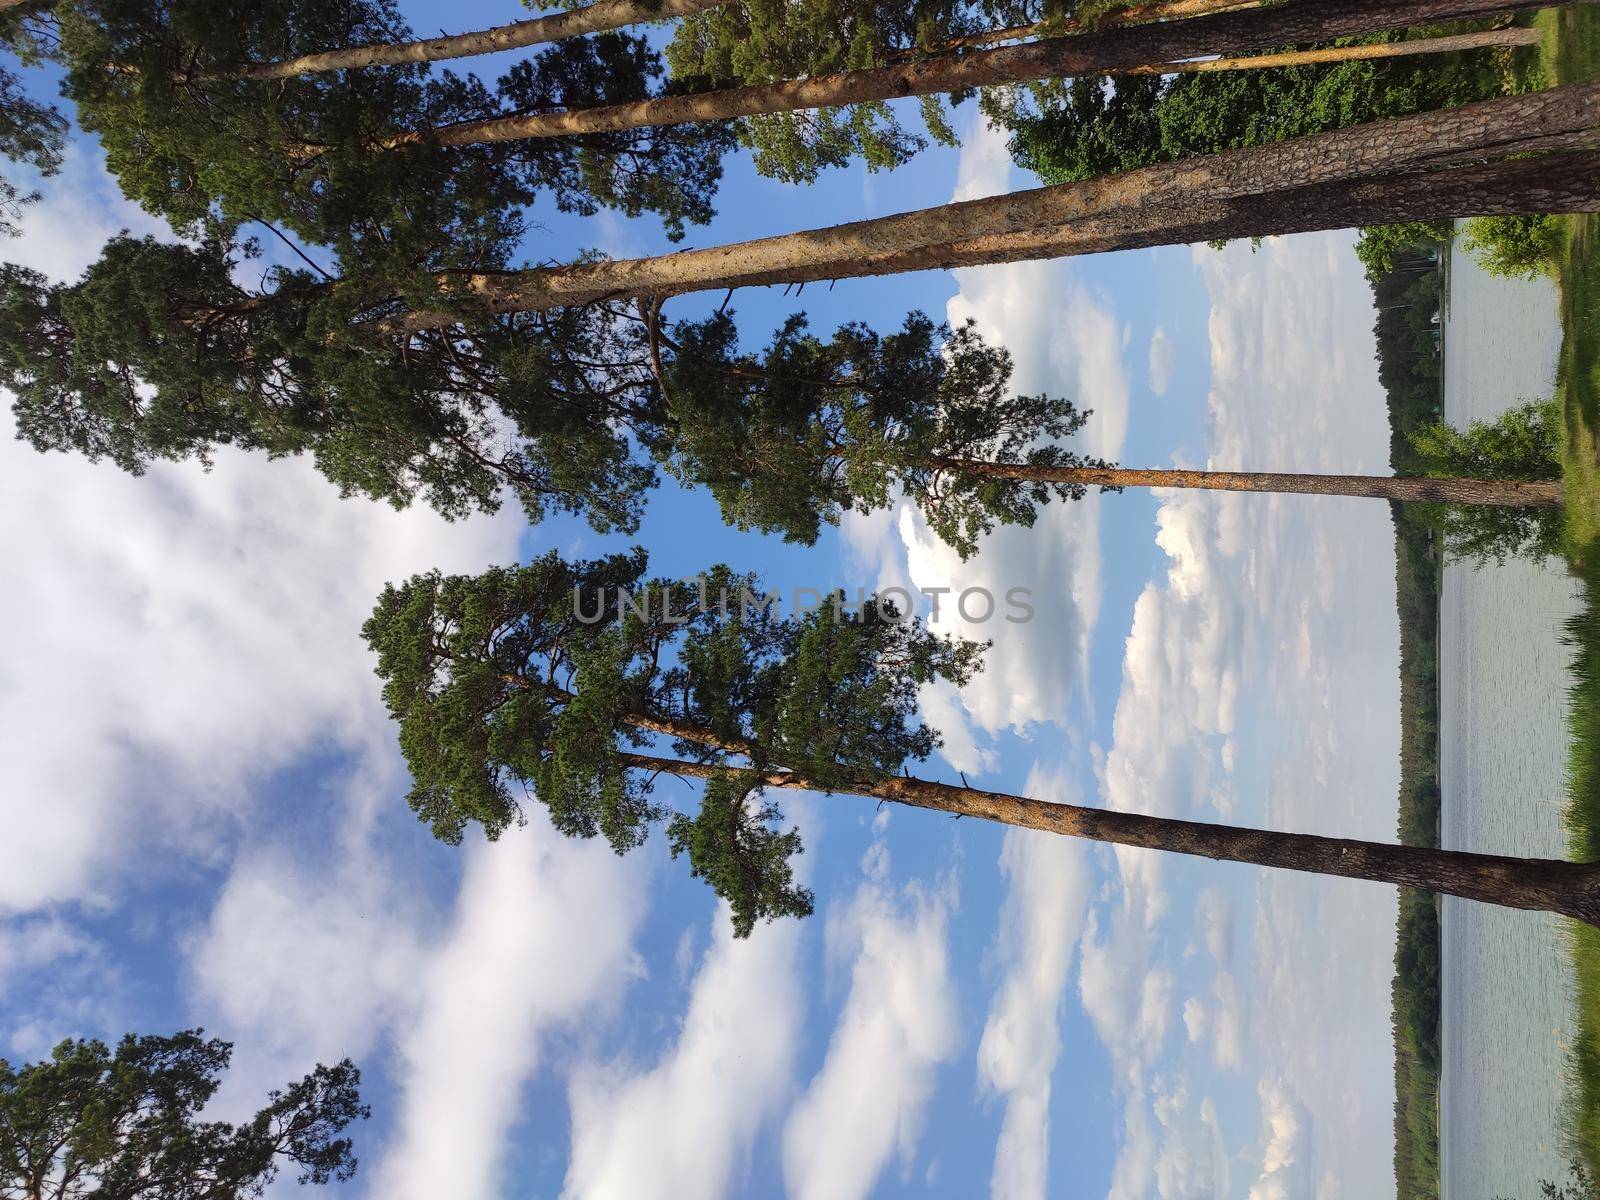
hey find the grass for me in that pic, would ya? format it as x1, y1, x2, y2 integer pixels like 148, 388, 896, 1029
1543, 0, 1600, 563
1536, 1, 1600, 1180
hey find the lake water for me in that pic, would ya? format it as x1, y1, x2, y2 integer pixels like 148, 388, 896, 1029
1438, 240, 1583, 1199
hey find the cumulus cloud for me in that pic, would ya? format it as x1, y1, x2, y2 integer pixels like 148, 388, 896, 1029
189, 847, 424, 1069
975, 767, 1093, 1200
376, 820, 645, 1200
1209, 972, 1244, 1072
1149, 325, 1176, 396
1194, 887, 1234, 968
563, 907, 804, 1200
841, 114, 1130, 738
0, 426, 522, 913
1182, 997, 1208, 1044
0, 146, 522, 919
1077, 231, 1402, 1199
784, 836, 959, 1200
1150, 1086, 1231, 1200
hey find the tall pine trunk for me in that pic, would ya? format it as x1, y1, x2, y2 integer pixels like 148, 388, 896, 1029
923, 458, 1563, 507
620, 751, 1600, 925
1130, 23, 1538, 74
387, 0, 1547, 148
228, 0, 733, 81
531, 691, 1600, 926
381, 83, 1600, 330
890, 0, 1265, 58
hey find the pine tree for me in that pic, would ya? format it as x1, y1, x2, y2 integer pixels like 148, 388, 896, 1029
362, 550, 984, 935
230, 0, 737, 80
2, 256, 1560, 544
337, 0, 1543, 173
0, 237, 666, 530
655, 308, 1560, 558
364, 83, 1600, 325
52, 0, 730, 246
366, 551, 1600, 931
0, 4, 66, 235
0, 1031, 368, 1197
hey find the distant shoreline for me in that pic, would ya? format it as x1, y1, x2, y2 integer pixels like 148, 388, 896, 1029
1371, 240, 1446, 1200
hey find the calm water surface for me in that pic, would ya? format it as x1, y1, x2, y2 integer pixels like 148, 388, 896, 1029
1439, 240, 1582, 1199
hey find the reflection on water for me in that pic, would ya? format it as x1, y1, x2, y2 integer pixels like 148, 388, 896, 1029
1438, 240, 1581, 1198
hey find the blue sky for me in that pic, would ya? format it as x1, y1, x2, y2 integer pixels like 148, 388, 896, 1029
0, 7, 1405, 1198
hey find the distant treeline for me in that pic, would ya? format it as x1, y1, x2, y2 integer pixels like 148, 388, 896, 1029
1375, 243, 1447, 1200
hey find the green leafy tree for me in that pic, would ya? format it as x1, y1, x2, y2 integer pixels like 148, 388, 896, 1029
362, 549, 983, 935
1462, 212, 1566, 279
1003, 27, 1526, 266
1008, 41, 1500, 181
1409, 399, 1560, 480
1408, 399, 1564, 563
0, 1030, 368, 1198
1355, 218, 1453, 281
1495, 1160, 1598, 1200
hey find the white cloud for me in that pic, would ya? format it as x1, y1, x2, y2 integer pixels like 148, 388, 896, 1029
4, 142, 170, 282
0, 917, 110, 1058
189, 845, 424, 1069
1182, 997, 1208, 1044
839, 113, 1130, 738
0, 426, 520, 914
563, 907, 804, 1200
891, 500, 1099, 736
1149, 325, 1176, 396
1244, 1081, 1310, 1200
949, 113, 1014, 203
1194, 887, 1234, 968
918, 677, 997, 777
784, 839, 959, 1200
376, 819, 646, 1200
1209, 972, 1244, 1072
975, 767, 1093, 1200
1079, 231, 1402, 1200
0, 156, 523, 918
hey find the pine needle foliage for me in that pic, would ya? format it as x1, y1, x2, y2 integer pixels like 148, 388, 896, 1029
53, 0, 729, 250
659, 309, 1110, 556
362, 550, 984, 935
0, 1030, 368, 1198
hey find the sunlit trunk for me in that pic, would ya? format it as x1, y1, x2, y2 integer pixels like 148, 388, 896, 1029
925, 458, 1564, 507
379, 84, 1600, 329
228, 0, 732, 81
618, 751, 1600, 927
385, 0, 1545, 148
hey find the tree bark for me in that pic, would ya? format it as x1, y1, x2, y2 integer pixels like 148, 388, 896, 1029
620, 751, 1600, 926
889, 0, 1265, 58
228, 0, 733, 81
846, 144, 1600, 280
391, 0, 1553, 148
376, 82, 1600, 329
924, 458, 1564, 507
1127, 23, 1539, 74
